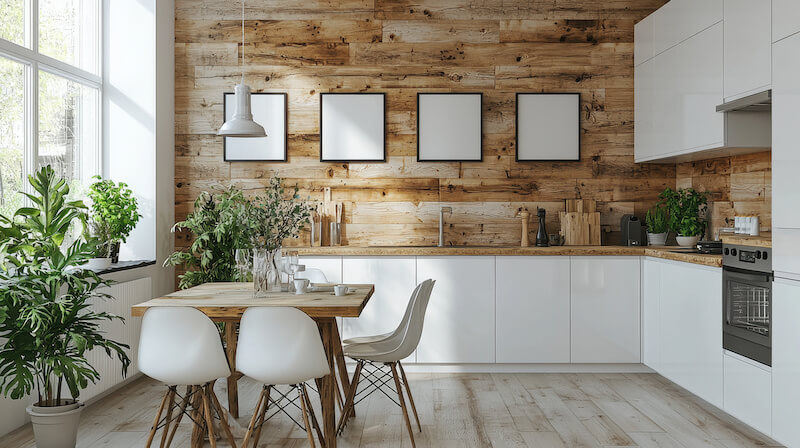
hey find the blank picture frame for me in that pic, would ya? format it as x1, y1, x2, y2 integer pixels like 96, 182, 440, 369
320, 92, 386, 162
417, 92, 483, 162
516, 93, 581, 161
223, 92, 287, 162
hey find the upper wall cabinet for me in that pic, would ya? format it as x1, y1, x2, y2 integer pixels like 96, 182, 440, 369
772, 29, 800, 232
773, 0, 800, 43
723, 0, 772, 101
634, 14, 655, 66
653, 0, 722, 56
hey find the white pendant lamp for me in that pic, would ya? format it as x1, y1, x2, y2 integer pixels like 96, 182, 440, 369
218, 0, 266, 138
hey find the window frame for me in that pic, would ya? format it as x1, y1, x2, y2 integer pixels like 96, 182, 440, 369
0, 0, 102, 195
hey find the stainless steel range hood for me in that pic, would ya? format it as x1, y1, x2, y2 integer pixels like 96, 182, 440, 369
716, 90, 772, 112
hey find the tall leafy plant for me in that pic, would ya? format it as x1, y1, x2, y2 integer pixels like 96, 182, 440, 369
0, 166, 130, 406
660, 187, 709, 237
86, 177, 141, 257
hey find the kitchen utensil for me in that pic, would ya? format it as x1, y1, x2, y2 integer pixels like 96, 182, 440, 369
519, 211, 530, 247
559, 199, 601, 246
330, 222, 341, 246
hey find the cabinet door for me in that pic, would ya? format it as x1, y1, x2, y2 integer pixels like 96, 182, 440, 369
773, 280, 800, 446
341, 257, 417, 362
773, 0, 800, 43
297, 256, 342, 283
774, 229, 800, 278
416, 256, 495, 363
723, 0, 772, 100
641, 258, 662, 370
495, 257, 570, 363
634, 59, 655, 162
635, 13, 655, 66
658, 262, 723, 408
570, 257, 640, 363
653, 0, 722, 56
723, 352, 772, 436
772, 33, 800, 230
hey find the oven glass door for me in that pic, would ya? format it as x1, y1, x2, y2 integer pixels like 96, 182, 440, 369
724, 268, 772, 345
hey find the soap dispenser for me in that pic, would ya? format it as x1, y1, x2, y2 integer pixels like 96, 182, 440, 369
535, 208, 549, 247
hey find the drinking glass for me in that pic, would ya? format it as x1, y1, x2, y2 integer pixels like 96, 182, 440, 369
234, 249, 252, 281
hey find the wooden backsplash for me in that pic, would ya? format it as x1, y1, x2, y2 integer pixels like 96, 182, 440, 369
676, 151, 772, 239
174, 0, 675, 247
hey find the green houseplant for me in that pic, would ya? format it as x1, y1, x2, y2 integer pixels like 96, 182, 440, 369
0, 166, 131, 448
86, 177, 141, 266
645, 204, 669, 246
660, 187, 709, 246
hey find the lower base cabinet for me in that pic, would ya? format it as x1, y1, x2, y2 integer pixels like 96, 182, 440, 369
723, 352, 772, 436
772, 279, 800, 447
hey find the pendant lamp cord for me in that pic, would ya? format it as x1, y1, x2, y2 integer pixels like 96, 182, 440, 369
241, 0, 245, 83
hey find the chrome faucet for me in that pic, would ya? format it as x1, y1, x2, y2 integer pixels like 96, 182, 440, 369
438, 206, 452, 247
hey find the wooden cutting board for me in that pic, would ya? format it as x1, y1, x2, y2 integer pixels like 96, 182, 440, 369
560, 199, 601, 246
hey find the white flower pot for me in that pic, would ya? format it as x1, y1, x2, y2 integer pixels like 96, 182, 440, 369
27, 401, 83, 448
676, 235, 701, 247
84, 257, 112, 271
647, 232, 668, 246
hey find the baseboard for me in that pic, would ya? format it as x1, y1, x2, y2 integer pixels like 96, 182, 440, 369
346, 363, 655, 374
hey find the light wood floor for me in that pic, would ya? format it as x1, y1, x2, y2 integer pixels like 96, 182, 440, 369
0, 372, 783, 448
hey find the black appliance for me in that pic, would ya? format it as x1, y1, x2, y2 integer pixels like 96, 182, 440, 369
722, 243, 773, 366
620, 214, 645, 246
697, 240, 723, 254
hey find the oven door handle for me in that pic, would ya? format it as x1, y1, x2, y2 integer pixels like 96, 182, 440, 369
723, 266, 773, 283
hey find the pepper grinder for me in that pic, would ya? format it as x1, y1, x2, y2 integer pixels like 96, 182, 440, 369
535, 208, 549, 247
519, 211, 530, 247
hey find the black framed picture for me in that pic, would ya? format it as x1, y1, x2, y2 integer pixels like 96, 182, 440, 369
320, 92, 386, 162
516, 92, 581, 161
223, 92, 287, 162
417, 92, 483, 162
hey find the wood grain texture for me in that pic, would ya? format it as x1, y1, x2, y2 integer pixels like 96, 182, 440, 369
174, 0, 673, 248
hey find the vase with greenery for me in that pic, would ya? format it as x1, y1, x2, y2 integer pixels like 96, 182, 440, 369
0, 166, 131, 448
645, 204, 669, 246
86, 176, 141, 265
660, 187, 709, 246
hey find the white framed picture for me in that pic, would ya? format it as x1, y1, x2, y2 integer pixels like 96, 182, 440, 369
320, 93, 386, 162
516, 93, 581, 161
223, 92, 287, 162
417, 93, 483, 162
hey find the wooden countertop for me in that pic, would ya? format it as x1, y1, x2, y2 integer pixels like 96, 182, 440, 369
293, 245, 722, 267
720, 233, 772, 248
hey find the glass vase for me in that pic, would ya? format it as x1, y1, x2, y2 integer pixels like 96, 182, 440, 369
253, 247, 282, 295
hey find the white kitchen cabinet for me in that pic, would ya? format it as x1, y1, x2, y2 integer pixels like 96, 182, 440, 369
641, 258, 662, 371
297, 255, 342, 283
723, 352, 772, 436
772, 33, 800, 231
653, 0, 723, 56
495, 257, 570, 363
570, 257, 640, 363
773, 0, 800, 43
774, 230, 800, 279
658, 260, 723, 408
723, 0, 772, 101
635, 13, 655, 66
634, 59, 655, 161
416, 256, 495, 364
772, 280, 800, 447
341, 257, 418, 361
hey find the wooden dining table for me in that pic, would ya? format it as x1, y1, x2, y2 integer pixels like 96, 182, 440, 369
131, 282, 375, 448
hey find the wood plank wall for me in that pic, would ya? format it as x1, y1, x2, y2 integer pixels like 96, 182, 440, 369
676, 151, 772, 239
175, 0, 674, 247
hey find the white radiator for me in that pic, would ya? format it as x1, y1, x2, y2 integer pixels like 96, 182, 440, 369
81, 277, 152, 402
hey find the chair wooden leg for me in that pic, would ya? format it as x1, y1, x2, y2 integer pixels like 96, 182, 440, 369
146, 388, 171, 448
390, 363, 416, 448
398, 362, 421, 432
201, 385, 218, 448
252, 385, 271, 447
336, 360, 363, 434
302, 383, 326, 448
191, 385, 205, 448
207, 384, 237, 448
298, 385, 317, 448
242, 387, 266, 448
165, 386, 192, 448
158, 387, 177, 448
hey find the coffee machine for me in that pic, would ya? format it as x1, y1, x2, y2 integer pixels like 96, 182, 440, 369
620, 214, 645, 246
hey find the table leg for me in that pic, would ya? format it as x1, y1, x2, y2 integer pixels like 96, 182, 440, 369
224, 322, 240, 419
315, 318, 338, 448
330, 323, 354, 417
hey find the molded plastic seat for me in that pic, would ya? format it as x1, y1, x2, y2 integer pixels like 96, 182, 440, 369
341, 281, 423, 346
295, 267, 329, 284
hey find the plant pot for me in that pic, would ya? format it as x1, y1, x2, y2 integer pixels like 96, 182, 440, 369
676, 235, 701, 247
110, 241, 121, 264
85, 257, 112, 271
26, 401, 83, 448
647, 232, 668, 246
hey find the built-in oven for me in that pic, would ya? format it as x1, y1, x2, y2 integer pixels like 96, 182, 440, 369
722, 244, 773, 366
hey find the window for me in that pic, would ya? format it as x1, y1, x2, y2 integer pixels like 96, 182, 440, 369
0, 0, 101, 215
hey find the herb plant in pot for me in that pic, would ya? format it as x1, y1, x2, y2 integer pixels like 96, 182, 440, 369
661, 187, 709, 247
86, 176, 141, 266
0, 166, 131, 448
645, 204, 669, 246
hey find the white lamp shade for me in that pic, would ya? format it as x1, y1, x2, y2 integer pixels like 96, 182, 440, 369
218, 83, 267, 137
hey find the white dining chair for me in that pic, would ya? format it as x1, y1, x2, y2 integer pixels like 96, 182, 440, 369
236, 307, 331, 448
341, 281, 423, 346
295, 267, 329, 284
138, 307, 236, 448
337, 279, 435, 448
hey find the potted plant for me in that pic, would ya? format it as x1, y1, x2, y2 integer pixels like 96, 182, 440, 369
645, 204, 669, 246
0, 166, 131, 448
661, 187, 709, 247
86, 176, 141, 265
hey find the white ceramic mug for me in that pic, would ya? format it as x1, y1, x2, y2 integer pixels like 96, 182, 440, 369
334, 284, 348, 296
294, 278, 310, 294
